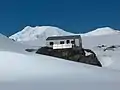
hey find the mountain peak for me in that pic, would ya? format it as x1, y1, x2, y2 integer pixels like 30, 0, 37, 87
9, 26, 73, 42
94, 27, 115, 31
84, 27, 120, 36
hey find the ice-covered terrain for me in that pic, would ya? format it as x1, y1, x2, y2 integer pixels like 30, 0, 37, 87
0, 26, 119, 90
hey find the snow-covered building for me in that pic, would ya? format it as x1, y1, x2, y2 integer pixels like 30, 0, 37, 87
46, 35, 82, 49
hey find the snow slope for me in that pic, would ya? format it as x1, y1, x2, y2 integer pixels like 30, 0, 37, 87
0, 51, 120, 90
82, 33, 120, 71
0, 33, 33, 54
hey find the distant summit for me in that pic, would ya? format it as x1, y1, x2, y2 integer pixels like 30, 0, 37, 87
84, 27, 120, 36
10, 26, 120, 42
9, 26, 73, 42
9, 26, 73, 46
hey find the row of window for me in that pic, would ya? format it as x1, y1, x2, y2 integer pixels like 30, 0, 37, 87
49, 40, 75, 45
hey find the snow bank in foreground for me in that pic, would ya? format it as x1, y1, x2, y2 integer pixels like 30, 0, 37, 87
0, 51, 120, 82
0, 51, 120, 90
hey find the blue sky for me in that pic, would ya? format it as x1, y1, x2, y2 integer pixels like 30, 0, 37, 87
0, 0, 120, 36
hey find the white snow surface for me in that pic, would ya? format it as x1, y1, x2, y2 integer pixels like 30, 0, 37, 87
82, 33, 120, 71
1, 50, 120, 90
0, 26, 120, 90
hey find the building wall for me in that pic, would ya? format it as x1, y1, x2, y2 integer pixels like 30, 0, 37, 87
46, 40, 61, 47
46, 38, 82, 48
46, 39, 73, 48
75, 39, 79, 46
75, 38, 82, 47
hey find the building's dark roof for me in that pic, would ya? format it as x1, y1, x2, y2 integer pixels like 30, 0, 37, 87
46, 35, 81, 40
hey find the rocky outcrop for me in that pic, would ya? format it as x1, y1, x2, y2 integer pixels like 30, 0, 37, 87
104, 45, 120, 51
36, 47, 102, 67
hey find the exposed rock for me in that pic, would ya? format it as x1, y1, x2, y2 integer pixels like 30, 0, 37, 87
97, 45, 107, 48
104, 45, 120, 51
36, 47, 102, 67
25, 49, 37, 52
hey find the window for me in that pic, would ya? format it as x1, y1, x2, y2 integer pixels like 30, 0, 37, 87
71, 41, 75, 44
66, 40, 70, 44
50, 42, 54, 45
60, 41, 64, 44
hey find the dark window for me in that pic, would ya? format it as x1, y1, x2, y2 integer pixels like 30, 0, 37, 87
66, 40, 70, 44
71, 41, 75, 44
60, 41, 64, 44
50, 42, 54, 45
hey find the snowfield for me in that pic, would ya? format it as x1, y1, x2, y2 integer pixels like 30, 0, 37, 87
0, 26, 120, 90
0, 51, 120, 90
82, 33, 120, 71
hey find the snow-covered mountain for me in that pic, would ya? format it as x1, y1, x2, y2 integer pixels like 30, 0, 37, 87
0, 33, 32, 53
9, 26, 120, 46
9, 26, 73, 41
9, 26, 73, 46
83, 27, 120, 36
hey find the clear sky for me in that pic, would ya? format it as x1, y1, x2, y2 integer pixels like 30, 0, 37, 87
0, 0, 120, 36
